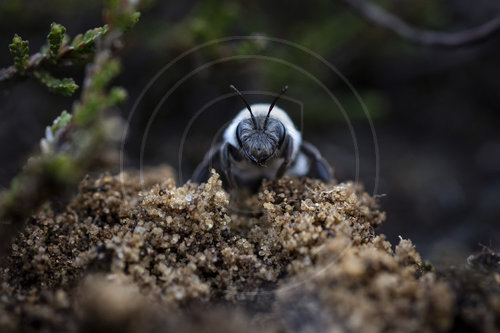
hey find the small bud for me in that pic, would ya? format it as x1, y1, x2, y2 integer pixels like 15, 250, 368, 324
47, 23, 67, 59
9, 34, 29, 75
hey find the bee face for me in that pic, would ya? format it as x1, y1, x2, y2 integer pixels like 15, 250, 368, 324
236, 116, 285, 165
193, 85, 332, 189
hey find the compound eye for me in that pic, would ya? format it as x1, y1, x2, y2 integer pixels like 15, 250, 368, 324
236, 122, 243, 147
278, 122, 286, 148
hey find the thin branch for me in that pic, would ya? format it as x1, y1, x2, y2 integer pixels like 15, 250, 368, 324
0, 23, 111, 89
0, 46, 76, 85
343, 0, 500, 47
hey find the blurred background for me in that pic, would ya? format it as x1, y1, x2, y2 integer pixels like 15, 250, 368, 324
0, 0, 499, 265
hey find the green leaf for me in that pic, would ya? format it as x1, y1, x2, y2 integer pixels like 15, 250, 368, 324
9, 34, 29, 75
51, 110, 72, 134
122, 11, 141, 32
108, 86, 127, 104
34, 71, 79, 96
47, 23, 66, 59
71, 25, 108, 51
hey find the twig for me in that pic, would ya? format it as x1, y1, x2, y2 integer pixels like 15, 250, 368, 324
343, 0, 500, 47
0, 45, 76, 85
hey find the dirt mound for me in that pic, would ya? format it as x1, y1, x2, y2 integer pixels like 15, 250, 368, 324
0, 166, 495, 332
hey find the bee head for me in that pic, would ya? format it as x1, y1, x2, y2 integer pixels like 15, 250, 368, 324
230, 85, 288, 165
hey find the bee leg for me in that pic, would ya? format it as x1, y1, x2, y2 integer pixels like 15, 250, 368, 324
275, 136, 293, 178
221, 142, 241, 189
300, 141, 333, 182
192, 144, 223, 183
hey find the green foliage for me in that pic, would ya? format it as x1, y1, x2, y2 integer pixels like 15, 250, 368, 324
108, 86, 127, 104
73, 85, 127, 126
120, 11, 141, 32
44, 153, 79, 184
106, 0, 141, 32
2, 22, 113, 97
40, 110, 73, 155
8, 34, 28, 75
34, 71, 78, 96
47, 22, 66, 59
50, 110, 72, 134
73, 58, 126, 125
71, 25, 108, 52
89, 58, 121, 92
0, 0, 140, 259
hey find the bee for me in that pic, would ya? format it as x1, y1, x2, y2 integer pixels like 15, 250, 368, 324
192, 85, 332, 189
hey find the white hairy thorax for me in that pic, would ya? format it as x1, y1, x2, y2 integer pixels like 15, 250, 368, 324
223, 104, 309, 181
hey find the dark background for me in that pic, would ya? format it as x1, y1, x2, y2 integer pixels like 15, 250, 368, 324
0, 0, 499, 265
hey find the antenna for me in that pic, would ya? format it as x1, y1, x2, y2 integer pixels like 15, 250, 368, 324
264, 85, 288, 129
229, 85, 257, 128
